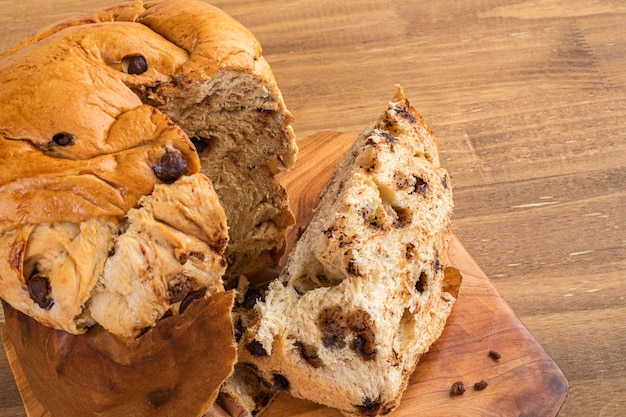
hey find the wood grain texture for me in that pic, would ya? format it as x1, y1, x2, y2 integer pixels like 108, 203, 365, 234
1, 1, 625, 416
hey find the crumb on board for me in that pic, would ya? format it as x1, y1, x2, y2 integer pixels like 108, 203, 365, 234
473, 380, 489, 391
488, 350, 502, 361
450, 381, 466, 396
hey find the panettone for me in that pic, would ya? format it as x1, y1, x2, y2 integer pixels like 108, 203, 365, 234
236, 87, 461, 417
0, 0, 297, 415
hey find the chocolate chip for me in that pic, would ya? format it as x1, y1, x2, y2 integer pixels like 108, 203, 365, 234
246, 340, 268, 357
488, 350, 502, 361
296, 342, 323, 368
52, 132, 75, 146
27, 275, 54, 310
179, 288, 205, 313
178, 253, 189, 265
356, 397, 382, 417
273, 374, 289, 391
212, 237, 229, 254
352, 334, 376, 361
450, 381, 466, 396
189, 251, 205, 261
379, 131, 398, 151
168, 280, 191, 304
146, 388, 173, 408
123, 54, 148, 75
474, 380, 489, 391
318, 306, 348, 349
153, 150, 189, 183
348, 310, 376, 361
394, 106, 417, 124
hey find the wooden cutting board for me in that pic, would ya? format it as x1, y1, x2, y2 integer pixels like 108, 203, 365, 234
2, 131, 568, 417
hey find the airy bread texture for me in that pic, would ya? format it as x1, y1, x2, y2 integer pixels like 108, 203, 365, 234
0, 0, 296, 415
237, 87, 460, 417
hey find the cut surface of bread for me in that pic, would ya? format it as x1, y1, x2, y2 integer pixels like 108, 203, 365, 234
237, 87, 460, 416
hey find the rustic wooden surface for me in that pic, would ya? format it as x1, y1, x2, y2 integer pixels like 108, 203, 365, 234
0, 1, 624, 416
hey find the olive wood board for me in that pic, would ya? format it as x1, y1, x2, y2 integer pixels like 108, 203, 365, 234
2, 131, 568, 417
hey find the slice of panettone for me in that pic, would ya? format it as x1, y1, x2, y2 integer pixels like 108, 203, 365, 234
237, 86, 461, 416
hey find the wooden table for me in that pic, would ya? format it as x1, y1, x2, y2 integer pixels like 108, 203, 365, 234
1, 1, 624, 416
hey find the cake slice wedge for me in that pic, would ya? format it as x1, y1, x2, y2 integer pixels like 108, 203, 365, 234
237, 86, 461, 416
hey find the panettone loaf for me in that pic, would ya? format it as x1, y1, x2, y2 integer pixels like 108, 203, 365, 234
0, 0, 297, 284
237, 87, 461, 416
0, 0, 296, 415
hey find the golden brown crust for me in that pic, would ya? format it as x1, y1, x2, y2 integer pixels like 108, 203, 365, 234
2, 290, 237, 417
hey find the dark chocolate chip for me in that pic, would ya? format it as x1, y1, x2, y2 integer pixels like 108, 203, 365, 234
273, 374, 289, 391
379, 131, 398, 151
488, 350, 502, 361
27, 275, 54, 310
394, 106, 417, 123
212, 237, 229, 254
123, 54, 148, 75
450, 381, 466, 396
348, 310, 377, 361
168, 280, 191, 304
146, 388, 173, 408
179, 288, 205, 313
178, 253, 189, 265
52, 132, 75, 146
474, 380, 489, 391
246, 340, 268, 357
189, 251, 205, 262
353, 333, 376, 362
318, 306, 348, 349
296, 342, 323, 368
153, 150, 189, 183
356, 397, 382, 417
